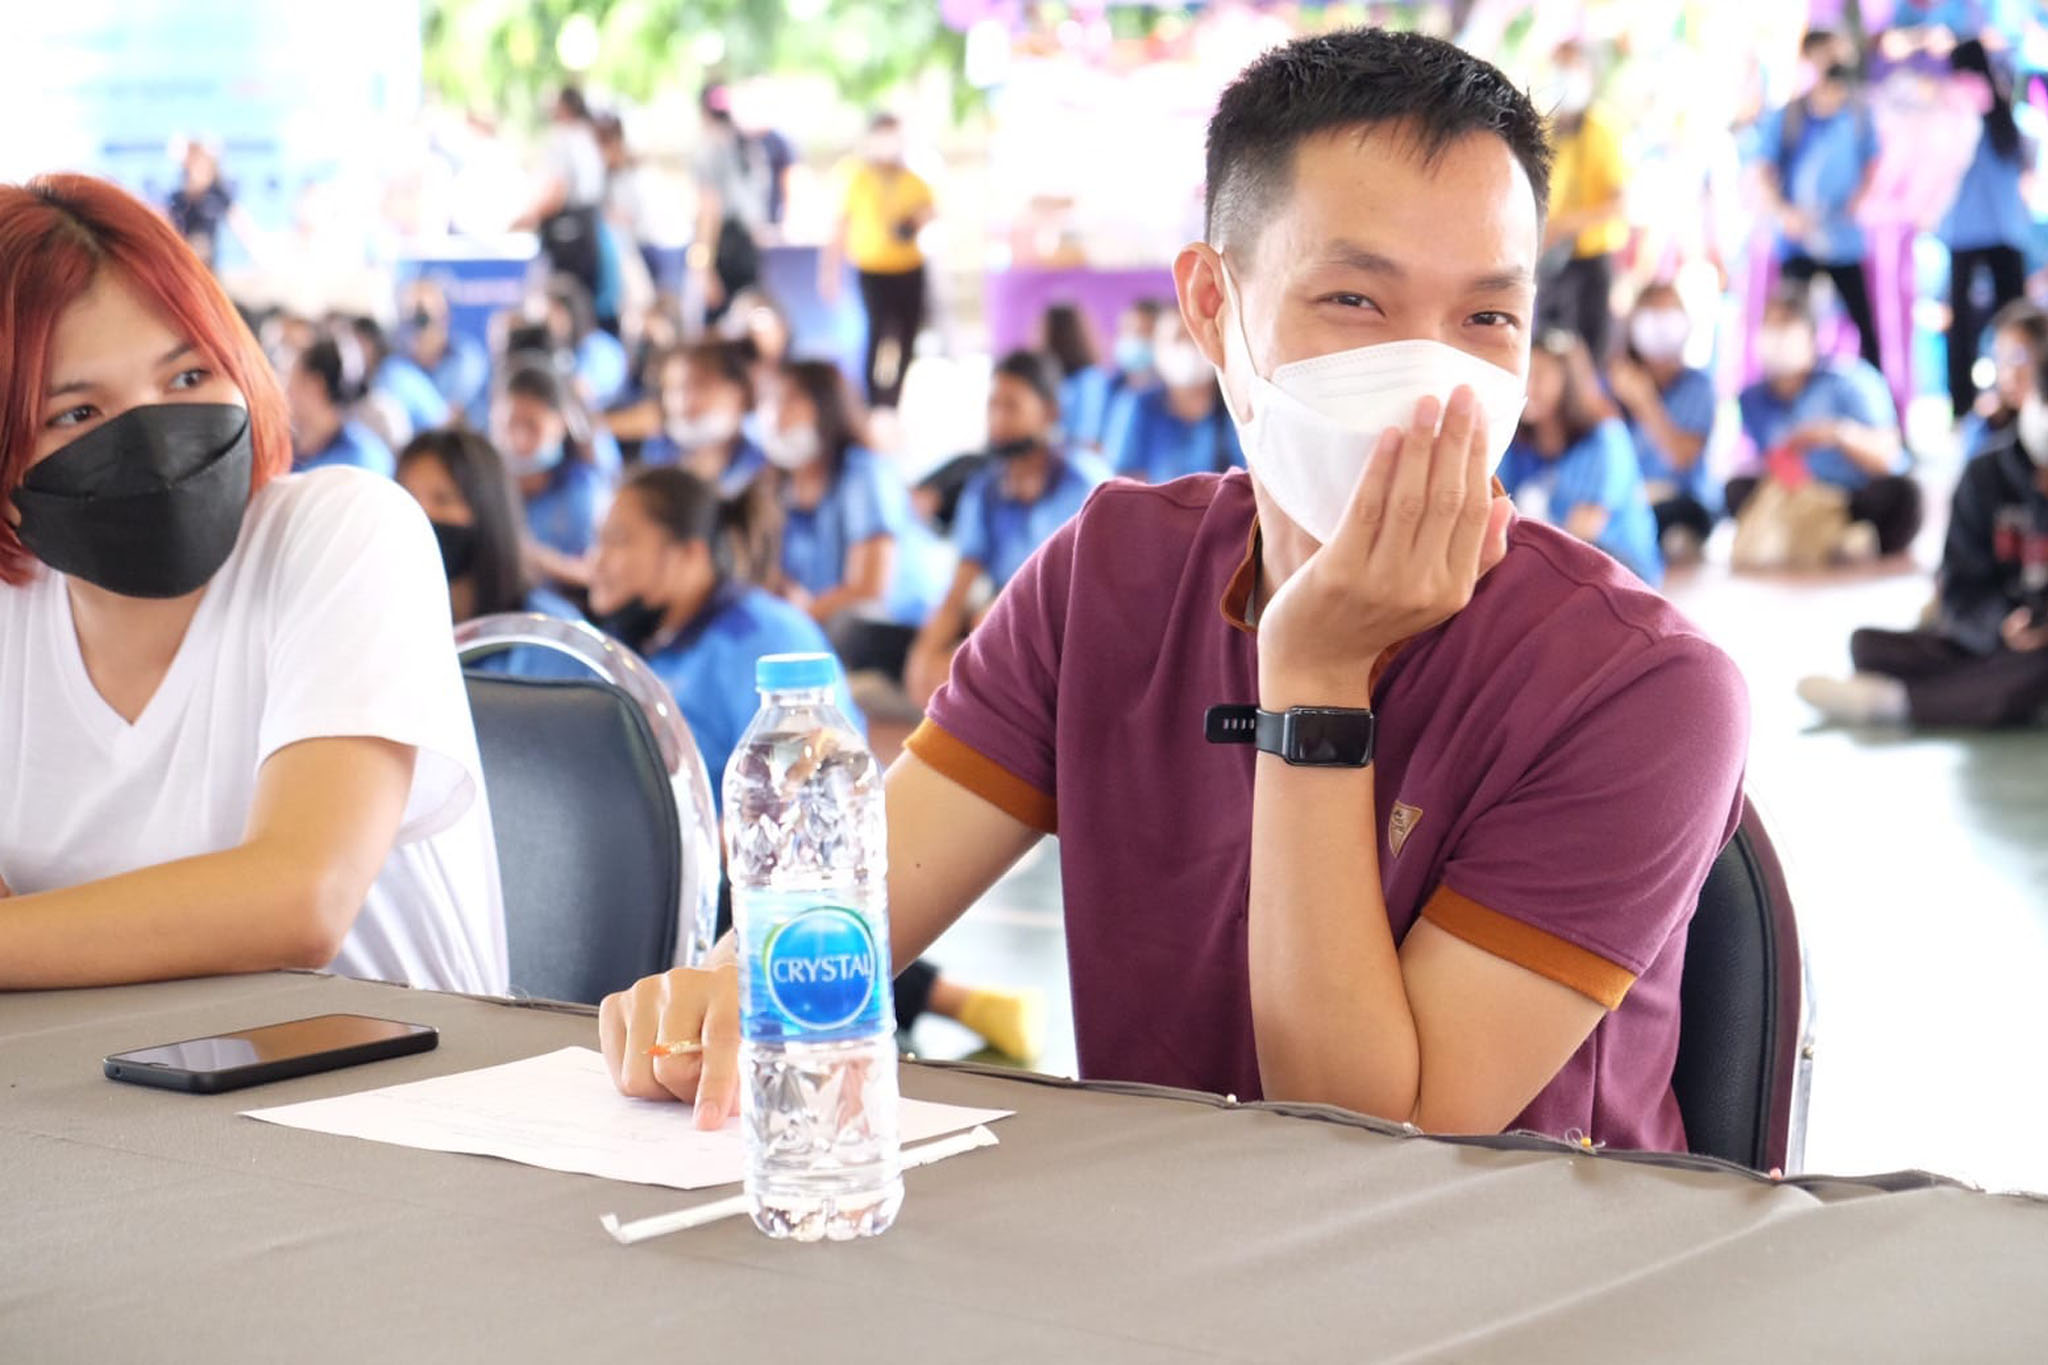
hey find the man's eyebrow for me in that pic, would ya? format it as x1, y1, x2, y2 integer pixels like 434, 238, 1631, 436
1314, 244, 1535, 293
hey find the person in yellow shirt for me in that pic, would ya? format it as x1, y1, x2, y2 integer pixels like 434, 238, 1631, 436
822, 114, 936, 410
1538, 41, 1629, 361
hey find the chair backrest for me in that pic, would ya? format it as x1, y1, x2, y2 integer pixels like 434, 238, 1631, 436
465, 673, 681, 1005
1671, 798, 1810, 1174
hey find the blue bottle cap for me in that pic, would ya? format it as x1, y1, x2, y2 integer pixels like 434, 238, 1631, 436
756, 652, 839, 693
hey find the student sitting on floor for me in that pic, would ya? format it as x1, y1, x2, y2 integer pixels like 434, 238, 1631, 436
1957, 300, 2048, 464
1608, 281, 1721, 565
1729, 282, 1922, 568
491, 357, 617, 591
905, 350, 1111, 706
584, 466, 1042, 1059
599, 28, 1745, 1153
396, 428, 585, 678
1500, 330, 1664, 587
0, 174, 507, 995
1798, 346, 2048, 728
1101, 307, 1244, 482
287, 332, 395, 477
638, 341, 767, 498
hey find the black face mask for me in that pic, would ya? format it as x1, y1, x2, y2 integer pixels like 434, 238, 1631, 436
12, 403, 252, 599
990, 435, 1042, 461
431, 520, 478, 581
1825, 62, 1858, 85
598, 597, 667, 652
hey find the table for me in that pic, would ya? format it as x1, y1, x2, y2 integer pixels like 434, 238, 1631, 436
5, 973, 2045, 1362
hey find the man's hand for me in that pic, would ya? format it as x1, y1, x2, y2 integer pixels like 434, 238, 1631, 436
2002, 607, 2048, 654
599, 963, 742, 1128
1256, 386, 1513, 701
1787, 419, 1842, 452
1779, 205, 1817, 241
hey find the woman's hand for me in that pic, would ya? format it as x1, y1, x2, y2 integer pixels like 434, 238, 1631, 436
598, 964, 742, 1128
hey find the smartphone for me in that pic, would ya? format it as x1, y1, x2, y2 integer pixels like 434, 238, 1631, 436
103, 1014, 438, 1094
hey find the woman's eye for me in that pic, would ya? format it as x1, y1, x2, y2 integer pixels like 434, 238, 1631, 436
48, 405, 97, 429
169, 367, 212, 391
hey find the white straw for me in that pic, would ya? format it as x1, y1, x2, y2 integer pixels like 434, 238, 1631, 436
600, 1124, 1001, 1246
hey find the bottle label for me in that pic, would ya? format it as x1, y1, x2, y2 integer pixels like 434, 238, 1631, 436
761, 905, 883, 1034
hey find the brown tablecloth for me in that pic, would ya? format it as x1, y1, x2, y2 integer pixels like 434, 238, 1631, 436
4, 972, 2044, 1362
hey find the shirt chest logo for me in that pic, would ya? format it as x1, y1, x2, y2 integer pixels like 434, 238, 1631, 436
1388, 802, 1424, 859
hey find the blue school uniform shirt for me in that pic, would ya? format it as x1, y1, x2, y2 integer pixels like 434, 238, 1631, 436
424, 332, 492, 418
1500, 419, 1665, 587
524, 459, 611, 558
374, 355, 451, 436
467, 586, 591, 680
639, 434, 768, 497
642, 584, 865, 812
1737, 358, 1903, 491
1627, 366, 1720, 511
781, 446, 942, 626
1758, 101, 1881, 266
1102, 386, 1243, 483
953, 452, 1112, 589
575, 330, 631, 409
296, 420, 394, 478
1939, 130, 2035, 253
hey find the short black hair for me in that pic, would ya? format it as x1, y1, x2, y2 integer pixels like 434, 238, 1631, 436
1764, 281, 1819, 330
1204, 28, 1551, 257
557, 87, 591, 122
993, 349, 1064, 413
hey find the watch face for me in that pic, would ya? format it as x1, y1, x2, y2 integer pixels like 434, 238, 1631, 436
1286, 709, 1376, 767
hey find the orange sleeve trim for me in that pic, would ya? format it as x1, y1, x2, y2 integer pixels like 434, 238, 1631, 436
903, 720, 1058, 835
1421, 887, 1636, 1010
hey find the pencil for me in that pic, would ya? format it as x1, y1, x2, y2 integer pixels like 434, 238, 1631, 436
644, 1041, 706, 1059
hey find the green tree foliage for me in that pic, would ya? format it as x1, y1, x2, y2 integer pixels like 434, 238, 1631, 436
423, 0, 969, 118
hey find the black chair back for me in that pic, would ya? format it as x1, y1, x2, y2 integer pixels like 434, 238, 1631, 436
465, 673, 681, 1005
1671, 799, 1806, 1172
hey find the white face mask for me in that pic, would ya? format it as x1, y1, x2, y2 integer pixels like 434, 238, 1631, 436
1629, 308, 1692, 364
667, 410, 741, 451
1218, 266, 1528, 545
2019, 397, 2048, 467
1153, 338, 1210, 389
1757, 326, 1814, 381
762, 422, 822, 470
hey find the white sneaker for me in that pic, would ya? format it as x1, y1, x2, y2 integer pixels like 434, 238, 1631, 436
1795, 673, 1910, 725
1838, 522, 1881, 564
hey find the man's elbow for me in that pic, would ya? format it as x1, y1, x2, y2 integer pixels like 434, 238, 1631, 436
275, 857, 371, 970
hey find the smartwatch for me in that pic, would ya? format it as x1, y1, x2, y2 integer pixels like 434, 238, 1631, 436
1204, 704, 1377, 768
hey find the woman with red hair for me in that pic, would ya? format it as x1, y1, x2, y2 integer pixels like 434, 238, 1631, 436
0, 175, 507, 994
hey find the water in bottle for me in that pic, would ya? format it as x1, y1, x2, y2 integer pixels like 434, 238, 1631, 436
724, 652, 901, 1240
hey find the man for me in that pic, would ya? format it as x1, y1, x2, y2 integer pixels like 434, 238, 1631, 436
1537, 40, 1629, 360
1759, 29, 1885, 371
822, 113, 937, 410
1733, 283, 1922, 559
602, 29, 1747, 1153
1800, 342, 2048, 727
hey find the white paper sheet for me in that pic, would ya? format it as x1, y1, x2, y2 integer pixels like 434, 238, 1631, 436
242, 1047, 1012, 1191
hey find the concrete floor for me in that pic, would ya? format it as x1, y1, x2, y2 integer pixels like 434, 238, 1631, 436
903, 406, 2048, 1194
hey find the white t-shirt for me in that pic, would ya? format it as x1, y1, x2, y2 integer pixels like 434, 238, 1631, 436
0, 468, 509, 996
545, 125, 608, 210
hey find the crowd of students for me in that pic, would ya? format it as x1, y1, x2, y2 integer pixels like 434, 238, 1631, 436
13, 19, 2048, 1169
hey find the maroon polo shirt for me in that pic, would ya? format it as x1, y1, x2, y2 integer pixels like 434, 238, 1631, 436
906, 471, 1748, 1151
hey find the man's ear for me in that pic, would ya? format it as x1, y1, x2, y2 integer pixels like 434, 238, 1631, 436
1173, 242, 1229, 371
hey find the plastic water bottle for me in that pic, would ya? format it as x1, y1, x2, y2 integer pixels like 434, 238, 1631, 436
724, 653, 901, 1240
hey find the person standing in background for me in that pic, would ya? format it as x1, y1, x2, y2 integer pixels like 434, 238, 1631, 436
1759, 30, 1885, 372
166, 139, 248, 276
824, 114, 936, 411
1939, 39, 2037, 422
512, 88, 609, 308
690, 85, 773, 325
1538, 41, 1629, 361
1609, 282, 1721, 563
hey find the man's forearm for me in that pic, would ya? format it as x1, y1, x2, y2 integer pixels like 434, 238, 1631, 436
1836, 421, 1900, 474
1246, 674, 1421, 1119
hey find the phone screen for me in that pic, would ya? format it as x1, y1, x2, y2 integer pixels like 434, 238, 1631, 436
110, 1015, 431, 1073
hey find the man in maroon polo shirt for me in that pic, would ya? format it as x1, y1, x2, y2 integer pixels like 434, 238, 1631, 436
602, 29, 1748, 1152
